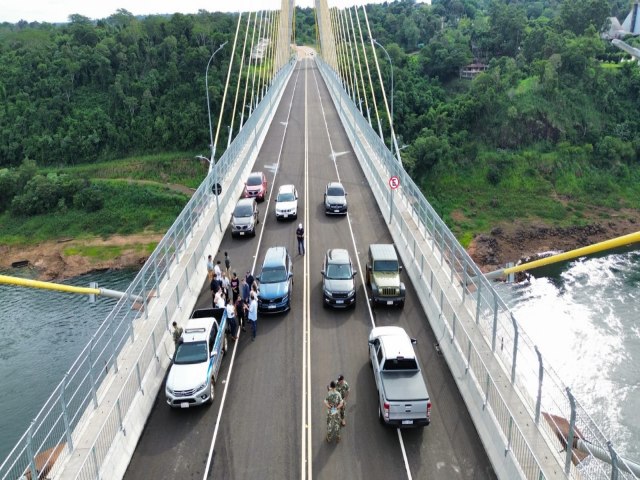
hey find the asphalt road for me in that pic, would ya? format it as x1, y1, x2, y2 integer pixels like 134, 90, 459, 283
124, 58, 496, 480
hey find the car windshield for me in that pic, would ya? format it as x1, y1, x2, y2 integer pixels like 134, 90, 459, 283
247, 175, 262, 186
234, 204, 253, 217
174, 341, 208, 365
277, 192, 296, 202
374, 260, 398, 272
260, 266, 287, 283
326, 263, 352, 280
327, 186, 344, 196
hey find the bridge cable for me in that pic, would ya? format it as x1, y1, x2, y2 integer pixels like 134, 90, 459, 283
362, 6, 403, 164
248, 11, 263, 115
229, 14, 252, 144
240, 11, 258, 127
212, 13, 243, 164
343, 8, 362, 108
331, 8, 349, 97
355, 6, 383, 136
349, 6, 369, 118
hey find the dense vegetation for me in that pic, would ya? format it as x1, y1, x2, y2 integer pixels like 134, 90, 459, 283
1, 1, 640, 246
298, 0, 640, 242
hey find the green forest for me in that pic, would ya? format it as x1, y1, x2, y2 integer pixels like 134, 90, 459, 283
1, 0, 640, 246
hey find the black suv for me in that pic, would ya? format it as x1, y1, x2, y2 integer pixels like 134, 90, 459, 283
324, 182, 347, 215
321, 248, 357, 308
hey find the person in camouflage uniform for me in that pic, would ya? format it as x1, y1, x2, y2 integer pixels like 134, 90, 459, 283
336, 375, 350, 426
324, 381, 343, 443
172, 321, 183, 346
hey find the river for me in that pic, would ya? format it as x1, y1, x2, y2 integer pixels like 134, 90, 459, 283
0, 252, 638, 465
0, 267, 139, 461
494, 248, 640, 461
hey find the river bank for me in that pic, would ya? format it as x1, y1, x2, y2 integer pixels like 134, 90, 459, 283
1, 214, 638, 281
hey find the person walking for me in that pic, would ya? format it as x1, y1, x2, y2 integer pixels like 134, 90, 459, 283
221, 271, 231, 303
296, 223, 305, 255
172, 321, 183, 347
234, 295, 246, 332
247, 291, 258, 341
206, 255, 214, 281
324, 381, 343, 443
336, 375, 350, 426
224, 251, 231, 275
230, 272, 240, 303
214, 260, 222, 280
226, 301, 238, 341
241, 277, 251, 304
214, 290, 226, 308
245, 271, 255, 291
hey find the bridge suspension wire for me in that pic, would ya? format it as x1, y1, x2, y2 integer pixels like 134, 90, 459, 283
343, 8, 362, 107
256, 10, 269, 105
229, 13, 253, 144
240, 11, 258, 127
361, 5, 402, 164
349, 7, 369, 117
249, 10, 264, 115
331, 8, 349, 97
337, 8, 357, 102
355, 5, 384, 138
212, 13, 243, 166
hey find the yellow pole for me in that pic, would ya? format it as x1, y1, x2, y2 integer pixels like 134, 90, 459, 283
0, 274, 100, 295
486, 231, 640, 279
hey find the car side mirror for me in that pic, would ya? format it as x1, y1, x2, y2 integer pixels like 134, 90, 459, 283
255, 275, 261, 282
353, 271, 358, 277
321, 270, 325, 276
399, 266, 403, 273
411, 338, 417, 344
368, 339, 375, 346
289, 272, 293, 278
211, 351, 217, 358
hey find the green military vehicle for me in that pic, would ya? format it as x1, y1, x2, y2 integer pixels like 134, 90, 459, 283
366, 244, 405, 308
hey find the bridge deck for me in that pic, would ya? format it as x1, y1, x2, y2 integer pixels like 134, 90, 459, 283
123, 58, 495, 479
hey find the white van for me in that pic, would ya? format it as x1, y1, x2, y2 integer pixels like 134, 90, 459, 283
165, 308, 227, 408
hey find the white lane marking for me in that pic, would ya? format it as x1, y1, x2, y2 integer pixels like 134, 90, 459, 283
202, 62, 302, 480
311, 66, 413, 479
301, 57, 313, 480
397, 428, 413, 480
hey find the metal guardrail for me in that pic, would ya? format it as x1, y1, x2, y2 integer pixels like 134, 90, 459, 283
316, 57, 638, 480
0, 57, 296, 480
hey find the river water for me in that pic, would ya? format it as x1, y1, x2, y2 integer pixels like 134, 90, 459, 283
0, 267, 138, 461
494, 249, 640, 461
0, 252, 638, 465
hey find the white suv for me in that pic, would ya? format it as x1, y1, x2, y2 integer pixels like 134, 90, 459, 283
275, 184, 298, 220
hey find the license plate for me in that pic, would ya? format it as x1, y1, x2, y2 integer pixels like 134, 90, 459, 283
284, 214, 289, 218
387, 300, 393, 305
334, 209, 340, 212
180, 402, 189, 409
402, 420, 413, 425
268, 305, 276, 309
239, 232, 245, 236
336, 300, 344, 304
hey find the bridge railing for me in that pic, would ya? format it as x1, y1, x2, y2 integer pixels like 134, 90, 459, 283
0, 57, 296, 480
316, 57, 637, 480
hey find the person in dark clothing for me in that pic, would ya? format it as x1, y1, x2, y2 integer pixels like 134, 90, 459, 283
245, 271, 254, 290
224, 251, 231, 274
296, 223, 305, 255
234, 295, 246, 332
230, 271, 240, 303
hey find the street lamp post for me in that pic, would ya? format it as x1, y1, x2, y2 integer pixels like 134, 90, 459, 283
205, 41, 228, 232
372, 39, 394, 152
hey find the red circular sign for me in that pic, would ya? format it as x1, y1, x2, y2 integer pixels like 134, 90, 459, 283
389, 176, 400, 190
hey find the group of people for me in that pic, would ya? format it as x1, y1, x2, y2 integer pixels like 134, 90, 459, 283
324, 375, 350, 443
207, 252, 259, 341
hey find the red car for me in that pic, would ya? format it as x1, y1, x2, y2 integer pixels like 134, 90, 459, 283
243, 171, 267, 202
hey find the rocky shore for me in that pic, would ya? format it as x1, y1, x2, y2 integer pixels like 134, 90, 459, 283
1, 216, 637, 281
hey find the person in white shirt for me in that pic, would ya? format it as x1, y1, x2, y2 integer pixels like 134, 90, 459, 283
248, 292, 258, 341
226, 302, 237, 340
214, 260, 222, 279
214, 291, 226, 308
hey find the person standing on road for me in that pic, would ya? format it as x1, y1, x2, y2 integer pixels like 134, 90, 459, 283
206, 255, 214, 281
224, 251, 231, 275
336, 375, 350, 426
245, 271, 255, 291
296, 223, 305, 255
230, 271, 240, 303
221, 271, 231, 303
214, 260, 222, 280
234, 294, 246, 332
248, 291, 258, 341
226, 302, 238, 341
172, 321, 183, 347
324, 381, 343, 443
241, 277, 251, 304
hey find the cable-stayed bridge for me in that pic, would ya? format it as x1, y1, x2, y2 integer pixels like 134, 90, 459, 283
1, 1, 637, 479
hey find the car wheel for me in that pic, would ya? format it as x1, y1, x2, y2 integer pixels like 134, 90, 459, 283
207, 378, 215, 405
251, 228, 256, 237
398, 300, 405, 309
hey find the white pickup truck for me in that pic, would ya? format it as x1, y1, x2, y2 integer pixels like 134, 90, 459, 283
165, 308, 227, 408
368, 326, 431, 427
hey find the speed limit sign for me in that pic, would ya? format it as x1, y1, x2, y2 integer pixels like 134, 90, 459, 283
389, 176, 400, 189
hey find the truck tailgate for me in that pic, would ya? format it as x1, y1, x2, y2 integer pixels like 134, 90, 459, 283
380, 371, 429, 402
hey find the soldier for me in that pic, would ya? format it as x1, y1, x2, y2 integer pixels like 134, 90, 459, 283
336, 374, 350, 426
324, 381, 343, 443
172, 321, 183, 347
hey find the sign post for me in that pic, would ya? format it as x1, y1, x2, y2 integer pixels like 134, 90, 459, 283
388, 175, 400, 224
